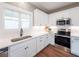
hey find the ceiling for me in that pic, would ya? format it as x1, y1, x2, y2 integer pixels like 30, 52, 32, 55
30, 2, 77, 13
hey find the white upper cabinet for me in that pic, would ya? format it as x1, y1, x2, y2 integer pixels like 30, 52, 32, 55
49, 9, 70, 26
34, 9, 48, 26
69, 7, 79, 26
49, 13, 57, 26
49, 6, 79, 26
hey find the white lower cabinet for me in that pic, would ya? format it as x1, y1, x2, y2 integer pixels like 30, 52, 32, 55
8, 38, 36, 57
27, 38, 37, 57
8, 41, 27, 57
48, 33, 55, 45
8, 33, 54, 57
71, 37, 79, 56
36, 35, 46, 53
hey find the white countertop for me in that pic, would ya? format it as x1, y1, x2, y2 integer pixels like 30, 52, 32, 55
0, 31, 49, 49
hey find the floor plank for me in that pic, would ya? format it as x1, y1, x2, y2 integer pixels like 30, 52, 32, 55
35, 44, 75, 57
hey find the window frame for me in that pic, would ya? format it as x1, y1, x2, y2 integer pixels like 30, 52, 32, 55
3, 8, 33, 30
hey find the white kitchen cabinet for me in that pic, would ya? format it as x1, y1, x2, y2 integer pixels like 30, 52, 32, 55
69, 7, 79, 26
8, 33, 55, 57
49, 9, 70, 26
45, 34, 50, 46
48, 33, 55, 45
34, 9, 48, 26
49, 6, 79, 26
36, 33, 55, 53
36, 35, 45, 53
8, 41, 27, 57
36, 34, 49, 53
8, 38, 36, 57
49, 13, 57, 26
27, 38, 37, 57
71, 37, 79, 56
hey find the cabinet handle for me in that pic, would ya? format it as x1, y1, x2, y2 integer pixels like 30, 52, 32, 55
40, 40, 42, 42
25, 47, 28, 50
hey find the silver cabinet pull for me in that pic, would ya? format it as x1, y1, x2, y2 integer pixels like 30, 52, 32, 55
47, 37, 48, 38
25, 47, 28, 50
40, 40, 42, 42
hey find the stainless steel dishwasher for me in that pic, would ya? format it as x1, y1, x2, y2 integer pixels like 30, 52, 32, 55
0, 47, 8, 57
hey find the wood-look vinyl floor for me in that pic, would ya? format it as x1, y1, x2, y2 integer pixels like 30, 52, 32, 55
35, 44, 75, 57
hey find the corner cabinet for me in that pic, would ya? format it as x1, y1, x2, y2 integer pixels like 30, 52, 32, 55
34, 9, 48, 26
8, 38, 37, 57
36, 33, 55, 53
71, 37, 79, 56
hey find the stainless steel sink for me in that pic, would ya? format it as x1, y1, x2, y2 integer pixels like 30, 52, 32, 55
11, 35, 32, 42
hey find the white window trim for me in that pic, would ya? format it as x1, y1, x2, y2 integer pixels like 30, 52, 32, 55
3, 8, 33, 30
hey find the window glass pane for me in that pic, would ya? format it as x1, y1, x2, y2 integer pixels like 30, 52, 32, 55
4, 9, 19, 29
5, 20, 19, 29
21, 13, 31, 19
21, 13, 31, 29
21, 21, 30, 28
21, 19, 30, 22
4, 16, 18, 21
5, 10, 19, 18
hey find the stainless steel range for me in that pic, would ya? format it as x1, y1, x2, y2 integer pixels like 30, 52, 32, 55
55, 29, 71, 48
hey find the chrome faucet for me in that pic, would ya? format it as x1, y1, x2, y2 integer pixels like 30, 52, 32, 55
20, 28, 23, 37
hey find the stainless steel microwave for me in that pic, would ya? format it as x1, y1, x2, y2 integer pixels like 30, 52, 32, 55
56, 18, 71, 25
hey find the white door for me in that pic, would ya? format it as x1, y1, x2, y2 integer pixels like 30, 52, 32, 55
71, 37, 79, 56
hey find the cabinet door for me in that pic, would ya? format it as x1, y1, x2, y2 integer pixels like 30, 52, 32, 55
69, 7, 79, 26
8, 42, 27, 57
41, 13, 48, 26
49, 13, 57, 26
44, 34, 50, 45
36, 35, 46, 53
8, 39, 37, 57
27, 39, 37, 57
34, 9, 48, 26
34, 9, 41, 26
71, 37, 79, 56
48, 33, 55, 45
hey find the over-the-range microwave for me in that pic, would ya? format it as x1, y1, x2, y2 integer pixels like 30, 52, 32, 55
56, 18, 71, 25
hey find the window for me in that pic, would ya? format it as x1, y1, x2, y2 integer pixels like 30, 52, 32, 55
4, 9, 19, 29
4, 9, 32, 29
21, 13, 31, 29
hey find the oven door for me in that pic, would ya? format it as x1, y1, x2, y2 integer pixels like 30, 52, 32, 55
55, 36, 70, 48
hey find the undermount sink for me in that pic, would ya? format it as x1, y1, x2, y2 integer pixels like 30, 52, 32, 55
11, 35, 32, 42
